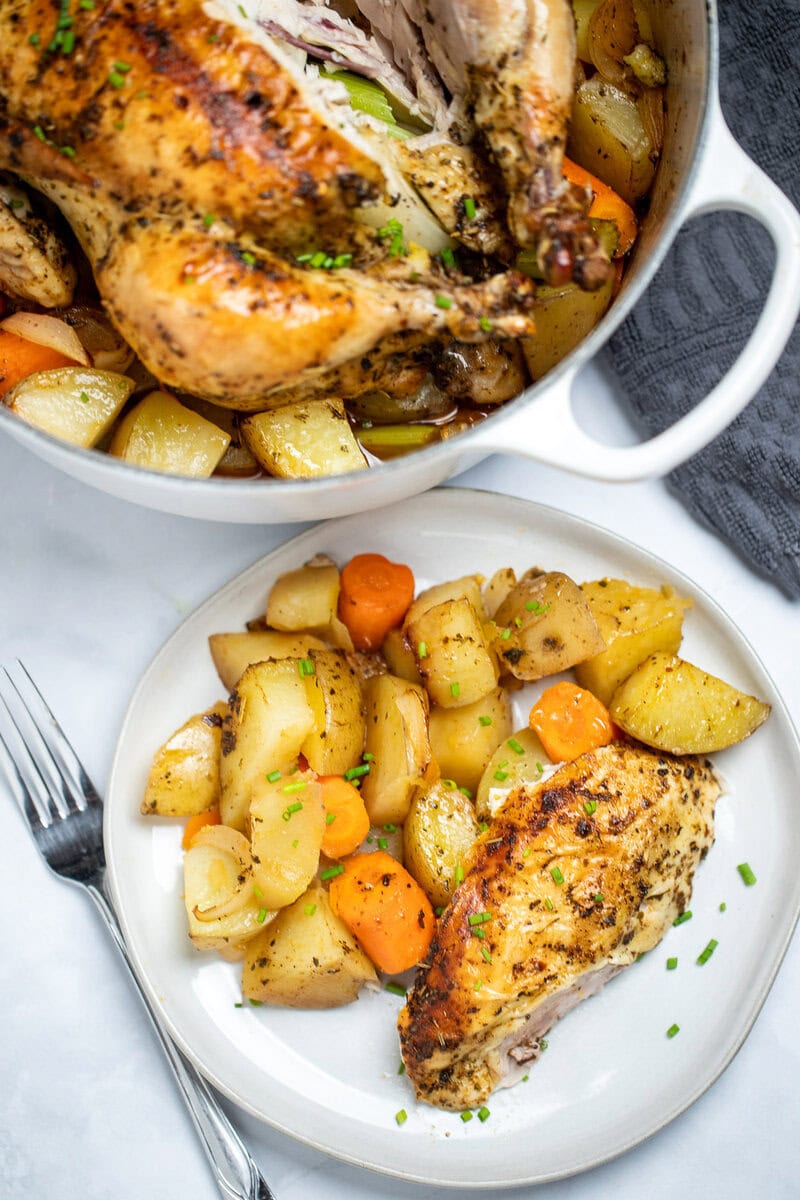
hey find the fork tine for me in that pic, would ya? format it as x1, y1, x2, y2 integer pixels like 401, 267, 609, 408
12, 661, 100, 807
1, 664, 86, 816
0, 717, 52, 829
0, 673, 73, 818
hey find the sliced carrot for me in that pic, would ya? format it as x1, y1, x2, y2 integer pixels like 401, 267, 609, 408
337, 553, 415, 652
182, 807, 221, 849
529, 681, 617, 763
328, 849, 434, 974
562, 157, 638, 257
0, 329, 75, 399
319, 775, 371, 859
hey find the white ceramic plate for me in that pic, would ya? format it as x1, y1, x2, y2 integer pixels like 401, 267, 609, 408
106, 489, 800, 1188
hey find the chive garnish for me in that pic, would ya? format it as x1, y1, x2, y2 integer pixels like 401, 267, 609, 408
544, 897, 554, 910
478, 821, 489, 833
479, 315, 492, 333
441, 779, 457, 789
480, 946, 492, 964
79, 391, 90, 404
266, 770, 281, 783
417, 640, 428, 658
253, 885, 264, 900
114, 61, 132, 72
478, 715, 492, 727
434, 294, 453, 310
385, 981, 406, 996
450, 681, 460, 698
697, 938, 718, 965
673, 910, 692, 926
507, 738, 524, 756
471, 926, 486, 939
468, 912, 491, 926
539, 1038, 548, 1051
666, 1023, 680, 1038
737, 862, 757, 886
108, 71, 127, 89
304, 903, 316, 916
397, 1061, 406, 1074
363, 752, 375, 762
463, 196, 477, 219
29, 32, 40, 45
455, 864, 465, 884
719, 902, 727, 912
666, 957, 678, 970
477, 1106, 490, 1123
584, 800, 597, 815
321, 865, 344, 880
325, 812, 336, 825
378, 837, 388, 850
550, 866, 564, 885
383, 823, 396, 832
257, 907, 268, 923
248, 999, 262, 1006
500, 627, 511, 640
522, 848, 532, 859
203, 213, 215, 228
440, 246, 456, 268
395, 1109, 408, 1126
344, 764, 370, 780
434, 905, 445, 916
241, 251, 256, 266
460, 1111, 473, 1123
594, 893, 604, 904
459, 786, 472, 798
282, 782, 306, 794
493, 769, 509, 782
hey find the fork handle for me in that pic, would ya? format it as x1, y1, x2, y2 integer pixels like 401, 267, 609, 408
87, 880, 276, 1200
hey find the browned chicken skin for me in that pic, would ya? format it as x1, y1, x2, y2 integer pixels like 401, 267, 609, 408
399, 744, 720, 1110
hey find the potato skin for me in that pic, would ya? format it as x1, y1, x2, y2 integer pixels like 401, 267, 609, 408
208, 630, 327, 692
575, 578, 691, 704
242, 881, 376, 1008
610, 652, 771, 755
428, 687, 512, 793
492, 571, 605, 682
404, 781, 481, 908
142, 701, 226, 817
408, 596, 498, 708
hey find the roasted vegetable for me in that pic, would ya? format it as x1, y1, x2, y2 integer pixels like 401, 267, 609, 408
3, 366, 133, 446
241, 398, 367, 478
360, 673, 432, 826
249, 772, 325, 908
208, 630, 328, 692
301, 649, 365, 775
109, 390, 230, 477
266, 560, 353, 650
428, 687, 512, 792
492, 570, 605, 681
403, 780, 481, 908
569, 77, 657, 205
408, 597, 498, 708
475, 726, 549, 820
141, 702, 226, 816
183, 825, 272, 952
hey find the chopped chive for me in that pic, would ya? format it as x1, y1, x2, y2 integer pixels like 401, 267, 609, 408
332, 252, 353, 269
471, 926, 486, 939
514, 616, 523, 629
33, 125, 47, 142
288, 762, 300, 774
477, 1106, 490, 1123
584, 800, 597, 815
207, 32, 219, 42
253, 885, 264, 900
550, 866, 564, 885
108, 71, 127, 89
234, 1001, 243, 1007
697, 938, 718, 965
395, 1109, 408, 1126
525, 600, 551, 614
241, 251, 256, 266
479, 315, 492, 333
257, 907, 268, 923
474, 980, 483, 991
478, 821, 489, 833
673, 910, 692, 926
450, 681, 461, 698
478, 715, 492, 727
344, 764, 370, 780
29, 32, 40, 45
441, 779, 457, 790
8, 199, 24, 209
460, 1110, 473, 1123
666, 1023, 680, 1039
378, 837, 388, 850
480, 946, 492, 964
507, 738, 525, 755
440, 246, 456, 268
719, 902, 727, 912
363, 752, 375, 762
455, 864, 465, 885
434, 905, 445, 916
248, 998, 262, 1007
594, 893, 604, 904
238, 3, 248, 15
539, 1038, 548, 1051
500, 627, 512, 640
397, 1060, 406, 1074
544, 897, 554, 910
385, 981, 406, 996
304, 903, 316, 916
522, 848, 532, 859
321, 864, 345, 880
434, 294, 453, 310
325, 812, 336, 825
310, 250, 327, 268
666, 956, 678, 970
266, 770, 281, 783
463, 196, 477, 219
282, 782, 307, 794
291, 838, 298, 848
383, 823, 396, 832
114, 61, 132, 72
113, 121, 125, 131
737, 862, 757, 886
493, 769, 509, 782
417, 640, 428, 658
202, 213, 215, 228
79, 391, 90, 404
458, 786, 472, 798
60, 30, 75, 53
522, 1074, 529, 1082
468, 912, 492, 926
80, 0, 96, 7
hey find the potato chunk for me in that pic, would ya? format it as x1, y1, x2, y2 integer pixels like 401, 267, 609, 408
575, 578, 692, 704
219, 659, 315, 831
428, 687, 512, 793
381, 627, 422, 684
142, 701, 226, 816
492, 571, 605, 682
242, 881, 376, 1008
610, 653, 771, 754
475, 726, 550, 820
403, 574, 486, 630
109, 390, 230, 477
249, 772, 325, 908
4, 366, 132, 446
408, 596, 498, 708
266, 560, 353, 650
241, 398, 367, 479
404, 781, 481, 908
208, 630, 328, 692
522, 274, 614, 381
301, 649, 365, 775
360, 674, 432, 826
569, 77, 657, 204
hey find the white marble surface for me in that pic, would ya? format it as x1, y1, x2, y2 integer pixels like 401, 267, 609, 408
1, 359, 798, 1199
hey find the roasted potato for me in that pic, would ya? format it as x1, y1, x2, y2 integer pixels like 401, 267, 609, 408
428, 687, 512, 793
141, 701, 226, 816
404, 780, 481, 908
4, 366, 133, 447
360, 673, 432, 826
408, 596, 498, 708
241, 398, 367, 479
569, 77, 657, 204
403, 574, 486, 630
183, 827, 273, 951
475, 726, 550, 820
266, 560, 353, 650
242, 881, 377, 1008
381, 626, 422, 684
208, 630, 328, 692
109, 390, 230, 477
219, 659, 315, 831
301, 649, 365, 775
249, 772, 325, 908
610, 653, 771, 754
492, 570, 605, 681
575, 579, 692, 704
522, 273, 614, 381
482, 568, 517, 620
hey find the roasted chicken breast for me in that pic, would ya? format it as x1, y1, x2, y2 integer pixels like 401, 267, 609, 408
398, 743, 721, 1110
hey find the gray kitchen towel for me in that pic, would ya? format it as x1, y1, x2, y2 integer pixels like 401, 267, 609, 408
606, 0, 800, 596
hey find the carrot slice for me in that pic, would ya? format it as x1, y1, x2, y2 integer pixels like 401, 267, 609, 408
328, 849, 434, 974
562, 157, 638, 257
0, 329, 75, 399
319, 775, 371, 859
337, 553, 415, 652
182, 807, 221, 849
529, 681, 617, 762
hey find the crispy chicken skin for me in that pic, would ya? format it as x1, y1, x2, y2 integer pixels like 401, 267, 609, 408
399, 743, 720, 1110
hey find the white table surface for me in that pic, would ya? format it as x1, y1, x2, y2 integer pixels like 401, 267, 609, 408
1, 358, 798, 1200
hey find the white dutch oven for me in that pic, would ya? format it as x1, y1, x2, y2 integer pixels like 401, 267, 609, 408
1, 0, 799, 523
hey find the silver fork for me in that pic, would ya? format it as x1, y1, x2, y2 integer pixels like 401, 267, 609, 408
0, 661, 275, 1200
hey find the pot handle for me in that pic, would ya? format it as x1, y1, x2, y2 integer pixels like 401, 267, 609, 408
467, 95, 800, 481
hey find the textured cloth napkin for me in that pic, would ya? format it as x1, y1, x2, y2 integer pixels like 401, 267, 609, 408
606, 0, 800, 596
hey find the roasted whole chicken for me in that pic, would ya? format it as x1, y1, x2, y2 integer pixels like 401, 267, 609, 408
398, 743, 721, 1110
0, 0, 611, 408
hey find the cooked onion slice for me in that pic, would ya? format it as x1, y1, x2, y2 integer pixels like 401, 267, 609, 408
57, 305, 135, 373
190, 825, 254, 922
589, 0, 639, 87
0, 311, 91, 365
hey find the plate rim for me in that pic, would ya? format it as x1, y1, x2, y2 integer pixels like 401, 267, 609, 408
105, 487, 800, 1188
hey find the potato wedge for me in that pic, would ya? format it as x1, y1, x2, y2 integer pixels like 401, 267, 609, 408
249, 772, 325, 908
492, 570, 605, 682
4, 366, 133, 447
301, 649, 365, 775
142, 701, 226, 816
610, 652, 771, 754
404, 781, 481, 908
184, 829, 273, 951
403, 574, 486, 631
208, 630, 328, 692
569, 77, 656, 204
219, 659, 315, 831
428, 687, 512, 792
575, 579, 692, 704
242, 881, 376, 1008
266, 560, 353, 650
109, 390, 230, 477
381, 626, 422, 684
522, 273, 614, 381
241, 398, 367, 479
475, 726, 549, 820
408, 596, 498, 708
360, 674, 432, 826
